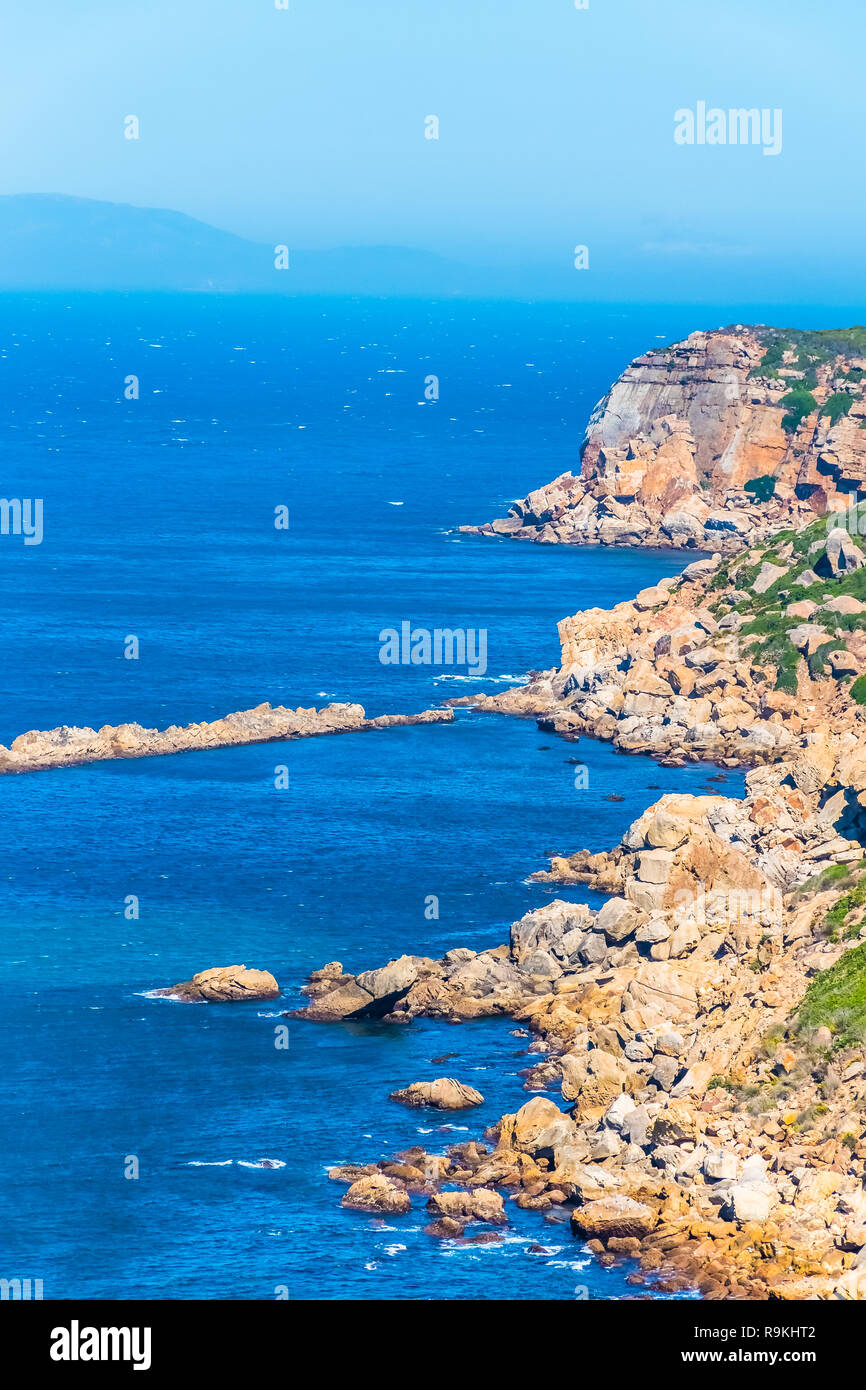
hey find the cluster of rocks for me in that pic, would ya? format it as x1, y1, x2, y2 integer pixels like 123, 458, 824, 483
299, 779, 866, 1298
461, 325, 866, 552
0, 701, 454, 774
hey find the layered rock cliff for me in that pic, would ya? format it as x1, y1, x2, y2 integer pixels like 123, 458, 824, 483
463, 325, 866, 552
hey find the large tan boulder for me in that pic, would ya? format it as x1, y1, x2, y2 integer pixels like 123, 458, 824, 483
571, 1195, 657, 1241
154, 964, 280, 1002
497, 1096, 574, 1156
560, 1049, 626, 1118
426, 1189, 506, 1224
390, 1078, 484, 1110
342, 1174, 411, 1215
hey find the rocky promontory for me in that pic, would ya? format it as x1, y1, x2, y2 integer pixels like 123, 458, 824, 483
462, 324, 866, 552
0, 701, 454, 774
296, 497, 866, 1299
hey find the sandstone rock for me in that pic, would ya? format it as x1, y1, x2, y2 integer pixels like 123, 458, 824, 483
154, 964, 280, 1003
588, 1128, 622, 1161
356, 955, 419, 1000
426, 1189, 506, 1225
824, 594, 866, 615
300, 978, 375, 1021
596, 896, 644, 943
0, 702, 455, 775
342, 1173, 412, 1215
390, 1078, 484, 1110
651, 1055, 681, 1091
753, 561, 787, 594
499, 1097, 574, 1156
571, 1195, 657, 1241
727, 1184, 775, 1223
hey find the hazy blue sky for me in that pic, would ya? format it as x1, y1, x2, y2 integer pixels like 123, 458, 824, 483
1, 0, 863, 300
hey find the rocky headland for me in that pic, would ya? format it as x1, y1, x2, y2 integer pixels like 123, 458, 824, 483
295, 490, 866, 1300
0, 701, 453, 774
462, 324, 866, 552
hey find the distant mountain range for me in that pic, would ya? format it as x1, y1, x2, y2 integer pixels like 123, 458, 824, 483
0, 194, 477, 295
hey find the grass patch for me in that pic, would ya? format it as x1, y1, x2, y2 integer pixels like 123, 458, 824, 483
794, 862, 860, 898
795, 940, 866, 1048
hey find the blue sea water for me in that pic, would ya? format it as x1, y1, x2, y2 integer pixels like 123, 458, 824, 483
0, 294, 751, 1300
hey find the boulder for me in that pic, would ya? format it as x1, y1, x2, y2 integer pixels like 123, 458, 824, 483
596, 896, 644, 943
703, 1150, 739, 1182
816, 527, 866, 578
498, 1097, 574, 1156
390, 1078, 484, 1110
509, 899, 592, 965
154, 964, 280, 1003
571, 1195, 657, 1241
727, 1184, 775, 1223
342, 1173, 412, 1215
300, 978, 375, 1021
753, 561, 788, 594
426, 1189, 506, 1225
356, 955, 419, 1000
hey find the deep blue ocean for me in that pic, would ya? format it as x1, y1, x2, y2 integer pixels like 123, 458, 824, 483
0, 293, 773, 1299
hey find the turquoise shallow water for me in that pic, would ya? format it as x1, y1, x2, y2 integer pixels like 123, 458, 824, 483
0, 294, 747, 1298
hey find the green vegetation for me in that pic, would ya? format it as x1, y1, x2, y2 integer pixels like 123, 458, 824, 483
779, 387, 818, 434
807, 639, 840, 680
762, 325, 866, 362
794, 861, 858, 898
705, 504, 866, 692
821, 392, 855, 426
744, 474, 777, 503
823, 874, 866, 941
749, 337, 789, 379
796, 939, 866, 1047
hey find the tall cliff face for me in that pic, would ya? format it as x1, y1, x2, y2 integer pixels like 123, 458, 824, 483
462, 325, 866, 551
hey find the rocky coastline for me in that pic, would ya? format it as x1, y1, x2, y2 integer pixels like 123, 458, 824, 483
137, 324, 866, 1299
292, 384, 866, 1297
0, 701, 453, 774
